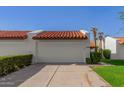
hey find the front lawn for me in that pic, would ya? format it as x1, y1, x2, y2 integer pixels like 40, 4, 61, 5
92, 66, 124, 87
101, 59, 124, 65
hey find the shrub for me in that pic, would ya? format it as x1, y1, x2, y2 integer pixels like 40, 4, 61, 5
0, 54, 33, 76
86, 58, 92, 64
90, 52, 101, 64
103, 49, 111, 59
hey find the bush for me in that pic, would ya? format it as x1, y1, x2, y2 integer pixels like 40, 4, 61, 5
103, 49, 111, 59
86, 58, 92, 64
0, 54, 33, 76
100, 59, 110, 62
90, 52, 101, 64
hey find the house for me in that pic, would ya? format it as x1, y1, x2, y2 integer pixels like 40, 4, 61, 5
0, 30, 90, 63
32, 30, 90, 63
105, 36, 124, 59
0, 31, 31, 56
90, 41, 95, 51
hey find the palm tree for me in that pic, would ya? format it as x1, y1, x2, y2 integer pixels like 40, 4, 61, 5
98, 32, 104, 51
91, 27, 97, 52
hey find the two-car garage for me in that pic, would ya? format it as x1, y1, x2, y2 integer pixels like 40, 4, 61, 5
33, 31, 90, 63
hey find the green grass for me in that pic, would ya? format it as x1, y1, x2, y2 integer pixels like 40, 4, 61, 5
101, 59, 124, 65
92, 66, 124, 87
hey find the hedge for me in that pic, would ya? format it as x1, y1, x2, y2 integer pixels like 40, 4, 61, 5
0, 54, 33, 76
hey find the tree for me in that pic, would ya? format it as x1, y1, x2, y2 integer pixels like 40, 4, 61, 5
98, 32, 104, 51
91, 27, 97, 52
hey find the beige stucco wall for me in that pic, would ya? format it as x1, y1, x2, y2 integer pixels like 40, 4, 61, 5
0, 39, 31, 56
116, 44, 124, 59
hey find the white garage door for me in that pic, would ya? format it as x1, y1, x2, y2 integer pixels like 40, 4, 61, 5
37, 40, 86, 63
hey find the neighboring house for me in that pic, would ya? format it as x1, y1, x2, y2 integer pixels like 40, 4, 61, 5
90, 40, 100, 52
0, 31, 31, 56
0, 30, 90, 63
90, 41, 95, 51
105, 36, 124, 59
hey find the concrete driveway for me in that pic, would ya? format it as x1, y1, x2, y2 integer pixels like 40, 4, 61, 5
19, 64, 110, 87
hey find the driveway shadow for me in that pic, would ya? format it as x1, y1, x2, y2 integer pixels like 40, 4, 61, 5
0, 64, 46, 87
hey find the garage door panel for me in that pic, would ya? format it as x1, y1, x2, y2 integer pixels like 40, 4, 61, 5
38, 47, 83, 57
37, 41, 85, 63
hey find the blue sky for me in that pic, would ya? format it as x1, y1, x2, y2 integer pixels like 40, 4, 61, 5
0, 6, 124, 37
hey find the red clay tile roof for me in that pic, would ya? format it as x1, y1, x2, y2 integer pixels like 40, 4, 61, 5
114, 37, 124, 44
33, 31, 88, 40
0, 31, 30, 40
